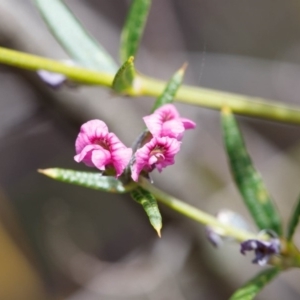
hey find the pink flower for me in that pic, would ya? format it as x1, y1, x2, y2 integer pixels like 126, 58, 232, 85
143, 104, 196, 140
131, 136, 181, 181
74, 120, 132, 177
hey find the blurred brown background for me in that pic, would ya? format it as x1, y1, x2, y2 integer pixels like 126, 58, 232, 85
0, 0, 300, 299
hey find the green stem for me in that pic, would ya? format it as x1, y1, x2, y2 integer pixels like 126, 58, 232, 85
1, 46, 300, 125
0, 47, 113, 86
138, 177, 259, 242
140, 75, 300, 125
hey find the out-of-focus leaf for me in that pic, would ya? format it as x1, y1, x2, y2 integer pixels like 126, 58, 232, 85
112, 56, 136, 93
229, 267, 280, 300
38, 168, 136, 193
287, 193, 300, 241
120, 0, 151, 63
151, 63, 187, 112
221, 107, 282, 235
131, 187, 162, 236
34, 0, 118, 73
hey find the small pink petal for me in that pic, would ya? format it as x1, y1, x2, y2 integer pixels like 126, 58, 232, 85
143, 113, 163, 137
131, 137, 181, 181
148, 152, 166, 168
74, 144, 101, 166
107, 132, 132, 177
75, 120, 109, 154
161, 119, 185, 139
91, 149, 111, 171
113, 147, 133, 177
144, 104, 196, 140
181, 118, 196, 129
154, 104, 180, 119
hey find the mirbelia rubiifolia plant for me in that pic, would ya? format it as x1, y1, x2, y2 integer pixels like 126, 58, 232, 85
1, 0, 300, 298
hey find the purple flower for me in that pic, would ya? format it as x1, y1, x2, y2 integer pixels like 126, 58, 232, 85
205, 227, 224, 247
37, 60, 75, 89
131, 136, 181, 181
37, 69, 67, 88
143, 104, 196, 140
74, 120, 132, 177
240, 238, 280, 266
205, 209, 250, 248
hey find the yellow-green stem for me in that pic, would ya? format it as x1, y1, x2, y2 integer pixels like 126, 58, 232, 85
139, 75, 300, 125
0, 47, 113, 86
1, 46, 300, 125
138, 177, 260, 242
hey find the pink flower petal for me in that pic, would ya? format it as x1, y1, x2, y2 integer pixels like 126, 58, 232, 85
106, 132, 133, 177
112, 147, 133, 177
74, 120, 131, 177
154, 104, 180, 119
91, 149, 111, 171
143, 113, 163, 137
131, 137, 181, 181
75, 120, 109, 154
143, 104, 196, 141
161, 119, 185, 139
74, 144, 101, 166
181, 118, 196, 129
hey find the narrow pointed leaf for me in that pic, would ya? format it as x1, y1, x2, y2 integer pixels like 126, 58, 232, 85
34, 0, 118, 73
221, 107, 282, 234
229, 267, 280, 300
287, 193, 300, 240
151, 63, 187, 112
131, 187, 162, 236
112, 56, 136, 93
120, 0, 151, 62
38, 168, 137, 193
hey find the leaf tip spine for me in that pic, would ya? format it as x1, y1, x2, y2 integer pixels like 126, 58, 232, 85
179, 62, 188, 74
156, 227, 162, 238
37, 168, 56, 178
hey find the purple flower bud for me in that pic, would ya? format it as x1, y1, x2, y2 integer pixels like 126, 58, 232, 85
205, 227, 223, 247
205, 209, 250, 247
37, 69, 67, 88
240, 238, 280, 266
37, 60, 75, 89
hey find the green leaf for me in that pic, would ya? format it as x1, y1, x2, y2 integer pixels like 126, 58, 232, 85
221, 107, 282, 235
151, 63, 187, 112
120, 0, 151, 63
229, 267, 280, 300
131, 187, 162, 236
112, 56, 136, 94
34, 0, 118, 73
38, 168, 137, 193
287, 193, 300, 241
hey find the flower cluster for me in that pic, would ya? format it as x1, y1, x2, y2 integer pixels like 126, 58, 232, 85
74, 104, 196, 180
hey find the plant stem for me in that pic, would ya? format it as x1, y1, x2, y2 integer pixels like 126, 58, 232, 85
0, 47, 113, 86
139, 75, 300, 125
1, 46, 300, 125
138, 177, 259, 242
